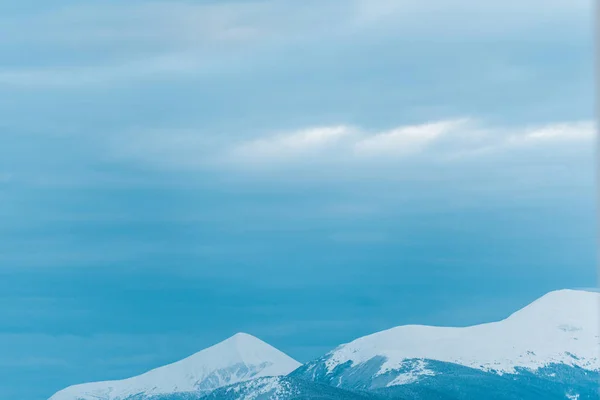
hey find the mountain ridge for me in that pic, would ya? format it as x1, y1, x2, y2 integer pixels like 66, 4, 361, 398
318, 289, 599, 376
48, 289, 600, 400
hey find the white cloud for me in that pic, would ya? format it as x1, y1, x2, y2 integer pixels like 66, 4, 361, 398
217, 119, 468, 169
353, 119, 469, 158
108, 119, 594, 174
505, 121, 595, 146
447, 120, 596, 160
226, 126, 354, 164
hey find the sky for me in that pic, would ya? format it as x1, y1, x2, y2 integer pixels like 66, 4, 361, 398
0, 1, 596, 399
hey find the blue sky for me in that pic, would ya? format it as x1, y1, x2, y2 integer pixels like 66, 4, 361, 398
0, 1, 596, 399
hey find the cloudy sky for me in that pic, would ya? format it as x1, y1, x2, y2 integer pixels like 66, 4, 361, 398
0, 1, 596, 399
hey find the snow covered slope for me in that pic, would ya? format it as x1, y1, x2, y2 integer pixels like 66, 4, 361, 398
320, 289, 600, 375
292, 289, 600, 396
202, 376, 381, 400
49, 333, 301, 400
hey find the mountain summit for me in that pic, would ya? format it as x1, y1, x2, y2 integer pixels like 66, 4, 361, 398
49, 332, 301, 400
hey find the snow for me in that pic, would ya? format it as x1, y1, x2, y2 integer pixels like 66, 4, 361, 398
49, 333, 301, 400
222, 377, 299, 400
325, 290, 600, 376
386, 360, 435, 386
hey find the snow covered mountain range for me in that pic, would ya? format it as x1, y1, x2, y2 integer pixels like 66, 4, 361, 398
49, 289, 600, 400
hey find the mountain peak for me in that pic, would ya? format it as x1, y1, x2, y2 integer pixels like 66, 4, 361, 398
49, 333, 301, 400
532, 288, 599, 302
223, 331, 255, 340
222, 332, 263, 346
232, 331, 253, 337
507, 288, 599, 325
196, 332, 297, 371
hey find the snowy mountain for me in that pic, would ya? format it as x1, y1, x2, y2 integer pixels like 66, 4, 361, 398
49, 333, 301, 400
292, 289, 600, 398
49, 290, 600, 400
318, 289, 599, 375
201, 376, 380, 400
